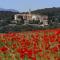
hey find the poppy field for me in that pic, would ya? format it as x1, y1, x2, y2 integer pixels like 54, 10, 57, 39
0, 29, 60, 60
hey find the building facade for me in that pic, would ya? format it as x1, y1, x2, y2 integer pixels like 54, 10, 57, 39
14, 12, 48, 26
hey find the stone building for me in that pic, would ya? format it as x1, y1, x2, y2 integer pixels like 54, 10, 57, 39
14, 12, 48, 26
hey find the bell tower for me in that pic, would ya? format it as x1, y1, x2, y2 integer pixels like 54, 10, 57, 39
29, 9, 31, 14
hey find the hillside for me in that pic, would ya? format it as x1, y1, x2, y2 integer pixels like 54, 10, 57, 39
0, 7, 60, 20
0, 7, 60, 33
31, 7, 60, 15
0, 11, 19, 20
0, 8, 19, 20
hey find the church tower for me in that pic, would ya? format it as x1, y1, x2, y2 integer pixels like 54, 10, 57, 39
29, 9, 31, 14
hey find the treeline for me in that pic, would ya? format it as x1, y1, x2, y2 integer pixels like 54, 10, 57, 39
0, 11, 19, 20
0, 7, 60, 20
32, 7, 60, 24
31, 7, 60, 15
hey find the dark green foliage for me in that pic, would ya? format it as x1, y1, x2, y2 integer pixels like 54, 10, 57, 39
0, 11, 19, 20
29, 20, 40, 24
0, 7, 60, 33
31, 7, 60, 15
31, 7, 60, 24
17, 20, 24, 25
0, 24, 60, 33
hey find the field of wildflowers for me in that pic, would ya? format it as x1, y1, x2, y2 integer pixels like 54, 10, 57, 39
0, 29, 60, 60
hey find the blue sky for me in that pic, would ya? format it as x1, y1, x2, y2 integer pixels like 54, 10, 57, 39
0, 0, 60, 12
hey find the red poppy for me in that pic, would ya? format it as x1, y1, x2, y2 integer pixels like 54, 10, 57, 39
54, 30, 60, 35
0, 46, 8, 52
57, 44, 60, 50
1, 40, 6, 43
32, 56, 36, 60
49, 35, 56, 43
57, 38, 60, 43
25, 40, 30, 47
17, 48, 21, 53
20, 53, 24, 59
39, 53, 43, 57
33, 47, 39, 55
45, 43, 50, 50
27, 49, 33, 58
55, 57, 60, 60
39, 48, 42, 53
12, 44, 16, 48
17, 48, 25, 59
51, 46, 58, 53
43, 37, 49, 44
21, 40, 25, 47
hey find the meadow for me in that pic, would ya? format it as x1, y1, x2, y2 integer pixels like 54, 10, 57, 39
0, 29, 60, 60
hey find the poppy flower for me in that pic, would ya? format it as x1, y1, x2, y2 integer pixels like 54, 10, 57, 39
25, 40, 30, 47
57, 38, 60, 43
0, 46, 8, 52
54, 30, 60, 35
57, 44, 60, 49
12, 44, 16, 48
45, 43, 50, 50
39, 48, 42, 52
17, 48, 21, 54
51, 46, 58, 53
21, 40, 25, 47
1, 40, 6, 43
55, 57, 60, 60
27, 49, 33, 58
17, 48, 25, 59
20, 53, 24, 59
32, 56, 36, 60
50, 38, 56, 43
33, 47, 39, 55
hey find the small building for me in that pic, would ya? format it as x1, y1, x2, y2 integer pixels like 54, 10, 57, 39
14, 12, 48, 26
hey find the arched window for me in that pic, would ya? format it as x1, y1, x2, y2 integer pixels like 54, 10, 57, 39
17, 15, 23, 20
